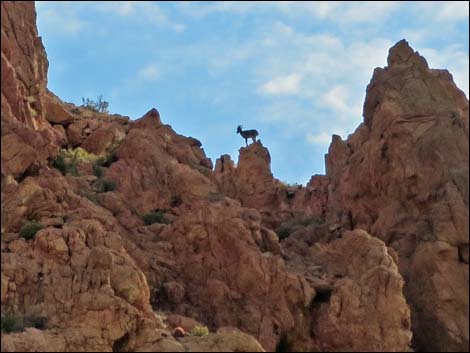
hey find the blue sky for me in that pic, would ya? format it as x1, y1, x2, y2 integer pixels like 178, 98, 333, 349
36, 1, 469, 184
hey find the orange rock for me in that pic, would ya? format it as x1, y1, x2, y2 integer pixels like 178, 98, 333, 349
1, 2, 465, 351
325, 39, 469, 351
215, 142, 329, 229
1, 2, 64, 178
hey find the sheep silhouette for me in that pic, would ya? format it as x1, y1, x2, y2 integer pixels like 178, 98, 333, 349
236, 125, 259, 146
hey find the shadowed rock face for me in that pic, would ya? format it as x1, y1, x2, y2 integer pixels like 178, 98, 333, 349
325, 39, 469, 352
1, 2, 466, 352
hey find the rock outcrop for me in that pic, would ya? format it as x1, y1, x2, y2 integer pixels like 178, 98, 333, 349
284, 229, 412, 351
214, 141, 329, 229
1, 2, 65, 178
2, 2, 466, 352
325, 39, 469, 351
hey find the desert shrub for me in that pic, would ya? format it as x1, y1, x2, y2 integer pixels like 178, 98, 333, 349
85, 192, 101, 204
1, 316, 24, 333
142, 210, 169, 225
77, 188, 102, 204
1, 315, 47, 333
52, 154, 68, 175
92, 164, 104, 178
275, 217, 323, 241
96, 179, 117, 193
275, 227, 293, 241
286, 189, 296, 199
81, 95, 109, 113
281, 182, 302, 199
67, 163, 79, 176
19, 221, 43, 240
52, 148, 98, 176
63, 147, 98, 164
24, 316, 47, 330
280, 181, 301, 189
95, 152, 118, 168
190, 325, 209, 337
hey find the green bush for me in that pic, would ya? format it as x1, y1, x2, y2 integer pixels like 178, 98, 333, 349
67, 163, 79, 176
1, 316, 24, 333
275, 227, 293, 241
92, 164, 104, 178
52, 148, 98, 176
82, 95, 109, 113
62, 147, 98, 164
95, 152, 118, 168
190, 325, 209, 337
24, 316, 47, 330
52, 154, 67, 175
85, 192, 101, 204
52, 153, 78, 176
19, 221, 44, 240
142, 210, 169, 225
274, 217, 323, 241
96, 179, 117, 193
1, 315, 47, 333
286, 189, 296, 199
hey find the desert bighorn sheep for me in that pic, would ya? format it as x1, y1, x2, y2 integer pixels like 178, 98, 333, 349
236, 125, 259, 146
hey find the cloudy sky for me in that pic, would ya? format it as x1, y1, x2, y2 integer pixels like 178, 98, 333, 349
36, 1, 469, 184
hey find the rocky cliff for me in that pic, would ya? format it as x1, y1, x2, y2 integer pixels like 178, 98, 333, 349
1, 2, 468, 352
325, 40, 469, 352
217, 40, 469, 352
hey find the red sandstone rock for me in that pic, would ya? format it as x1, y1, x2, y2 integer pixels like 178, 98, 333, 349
325, 39, 469, 352
309, 230, 412, 351
1, 2, 463, 352
215, 142, 329, 229
1, 2, 65, 177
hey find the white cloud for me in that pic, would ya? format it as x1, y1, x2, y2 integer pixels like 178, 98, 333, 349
38, 1, 185, 33
138, 65, 160, 81
438, 1, 470, 21
414, 1, 470, 23
306, 128, 348, 146
322, 85, 350, 116
36, 5, 87, 34
177, 1, 402, 25
178, 1, 402, 25
98, 1, 136, 16
251, 30, 393, 153
339, 2, 401, 23
259, 73, 302, 95
176, 1, 263, 17
306, 132, 331, 145
306, 2, 339, 18
124, 2, 186, 32
172, 23, 187, 32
